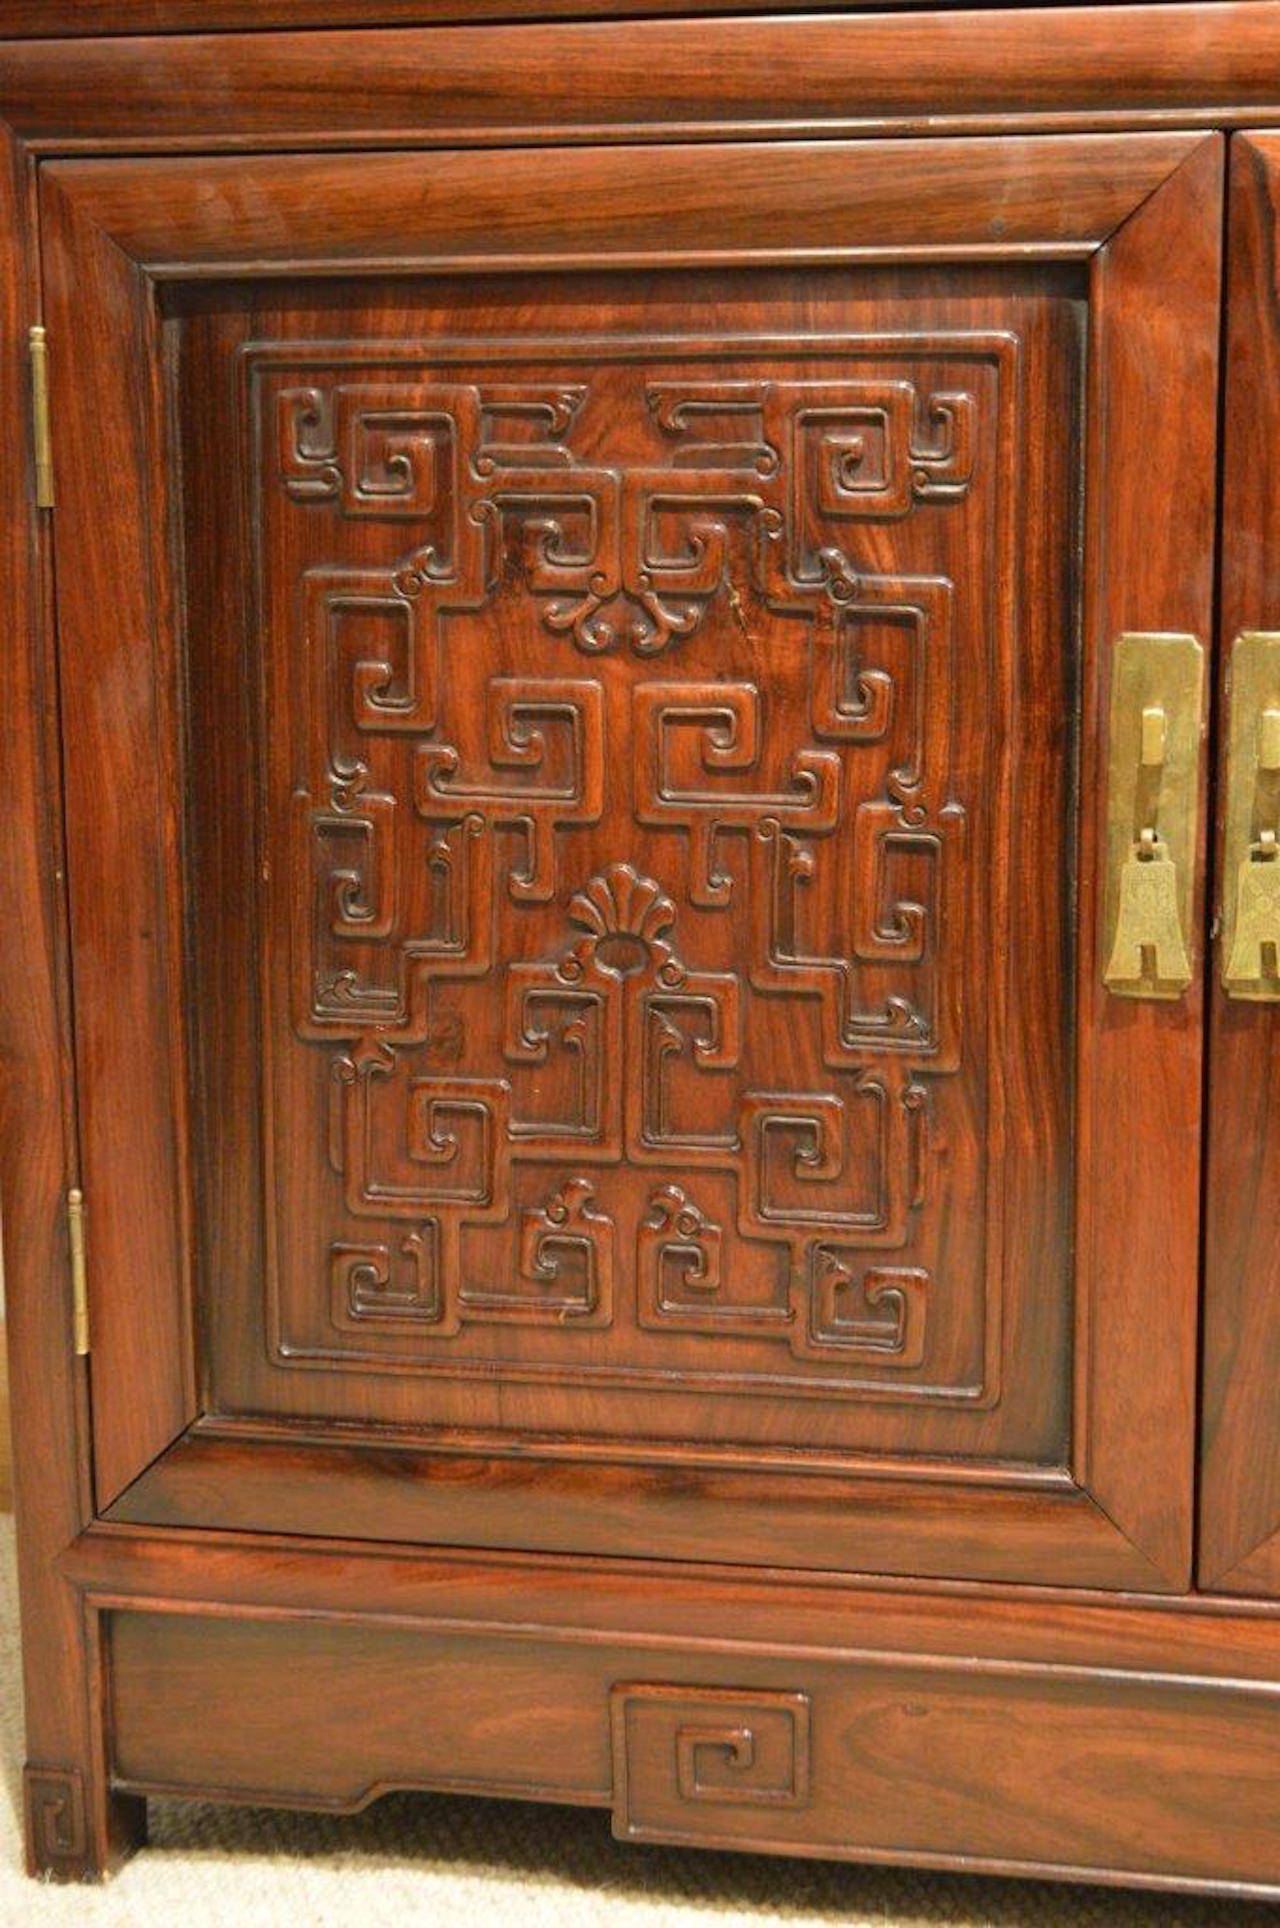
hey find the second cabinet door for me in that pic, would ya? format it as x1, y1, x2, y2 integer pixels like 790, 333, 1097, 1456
1202, 132, 1280, 1595
42, 134, 1221, 1587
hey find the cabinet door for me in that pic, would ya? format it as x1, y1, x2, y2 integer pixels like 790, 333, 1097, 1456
1202, 133, 1280, 1593
42, 135, 1221, 1589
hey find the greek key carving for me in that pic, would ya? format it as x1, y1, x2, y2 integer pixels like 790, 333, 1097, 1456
611, 1686, 812, 1845
253, 341, 1003, 1399
23, 1768, 88, 1871
461, 1175, 614, 1325
331, 1230, 452, 1334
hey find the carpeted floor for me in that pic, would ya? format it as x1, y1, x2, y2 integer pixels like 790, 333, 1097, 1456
0, 1517, 1270, 1926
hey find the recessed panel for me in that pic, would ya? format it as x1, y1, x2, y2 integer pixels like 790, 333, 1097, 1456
177, 267, 1080, 1472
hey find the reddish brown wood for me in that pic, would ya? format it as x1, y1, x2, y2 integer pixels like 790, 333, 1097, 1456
102, 1610, 1280, 1892
0, 125, 144, 1881
62, 1521, 1280, 1897
39, 151, 198, 1511
105, 1428, 1146, 1588
1074, 136, 1223, 1587
61, 1512, 1280, 1893
41, 134, 1203, 273
60, 1516, 1280, 1671
0, 0, 1215, 32
608, 1672, 1278, 1886
1201, 133, 1280, 1595
0, 1, 1273, 1900
41, 134, 1218, 1595
183, 265, 1074, 1536
3, 9, 1279, 153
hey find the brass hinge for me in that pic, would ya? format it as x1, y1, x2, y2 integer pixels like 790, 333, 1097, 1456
67, 1188, 89, 1357
29, 324, 53, 509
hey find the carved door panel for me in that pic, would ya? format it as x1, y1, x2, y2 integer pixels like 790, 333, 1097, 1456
224, 305, 1023, 1445
1201, 133, 1280, 1594
42, 137, 1221, 1588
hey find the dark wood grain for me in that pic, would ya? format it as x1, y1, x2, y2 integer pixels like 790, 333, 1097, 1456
1201, 134, 1280, 1595
0, 0, 1273, 1899
0, 125, 145, 1880
106, 1427, 1153, 1589
38, 153, 199, 1515
4, 9, 1279, 152
106, 1610, 1280, 1890
0, 0, 1218, 33
1073, 136, 1223, 1587
608, 1671, 1279, 1886
61, 1515, 1280, 1668
41, 135, 1205, 275
66, 1521, 1280, 1897
62, 1513, 1280, 1893
41, 135, 1217, 1594
178, 265, 1076, 1543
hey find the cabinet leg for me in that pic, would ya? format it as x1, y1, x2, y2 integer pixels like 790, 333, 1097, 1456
23, 1766, 146, 1882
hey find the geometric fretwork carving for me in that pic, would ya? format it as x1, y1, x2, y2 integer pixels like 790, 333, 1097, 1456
637, 1181, 926, 1366
331, 1231, 449, 1332
675, 1698, 810, 1809
798, 1251, 928, 1365
463, 1175, 614, 1326
638, 1183, 735, 1329
23, 1767, 89, 1873
253, 336, 1006, 1405
506, 864, 742, 1165
277, 375, 976, 661
610, 1686, 813, 1844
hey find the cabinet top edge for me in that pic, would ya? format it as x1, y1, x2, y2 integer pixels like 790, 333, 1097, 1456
0, 0, 1231, 39
4, 5, 1280, 153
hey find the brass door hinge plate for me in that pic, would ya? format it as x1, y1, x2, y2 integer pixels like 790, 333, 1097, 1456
67, 1188, 89, 1357
1222, 630, 1280, 999
29, 324, 53, 509
1102, 632, 1205, 1000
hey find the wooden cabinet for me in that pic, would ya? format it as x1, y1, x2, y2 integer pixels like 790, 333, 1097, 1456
1, 3, 1279, 1900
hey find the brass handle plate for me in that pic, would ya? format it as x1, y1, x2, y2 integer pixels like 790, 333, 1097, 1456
1221, 630, 1280, 999
1102, 632, 1205, 1000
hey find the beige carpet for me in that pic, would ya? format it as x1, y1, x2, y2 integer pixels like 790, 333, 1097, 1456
0, 1520, 1269, 1926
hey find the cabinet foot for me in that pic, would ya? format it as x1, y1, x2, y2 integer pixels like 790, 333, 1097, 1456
23, 1766, 146, 1882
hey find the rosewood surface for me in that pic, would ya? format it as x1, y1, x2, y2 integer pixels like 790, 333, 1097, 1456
0, 0, 1276, 1900
38, 132, 1219, 1597
0, 0, 1218, 30
62, 1521, 1280, 1897
1, 10, 1279, 152
1202, 133, 1280, 1596
0, 126, 144, 1880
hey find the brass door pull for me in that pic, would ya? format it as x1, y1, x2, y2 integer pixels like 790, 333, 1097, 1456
1222, 632, 1280, 998
1102, 632, 1205, 999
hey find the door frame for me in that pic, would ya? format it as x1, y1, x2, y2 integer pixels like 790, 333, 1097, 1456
28, 131, 1223, 1590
